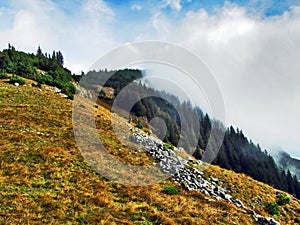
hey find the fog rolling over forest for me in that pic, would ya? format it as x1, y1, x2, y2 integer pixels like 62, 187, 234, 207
139, 63, 213, 118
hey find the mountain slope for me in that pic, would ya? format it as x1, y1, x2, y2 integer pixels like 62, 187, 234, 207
83, 69, 300, 199
1, 78, 300, 224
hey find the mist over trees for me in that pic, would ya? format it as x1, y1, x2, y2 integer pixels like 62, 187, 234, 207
81, 69, 300, 199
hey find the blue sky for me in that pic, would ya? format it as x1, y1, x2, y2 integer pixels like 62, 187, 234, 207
0, 0, 300, 157
1, 0, 299, 43
44, 0, 300, 40
29, 0, 299, 45
49, 0, 299, 18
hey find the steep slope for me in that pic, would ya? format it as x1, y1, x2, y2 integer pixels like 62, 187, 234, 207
0, 79, 300, 224
85, 69, 300, 199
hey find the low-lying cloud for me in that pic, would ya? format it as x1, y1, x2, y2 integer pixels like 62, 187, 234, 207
152, 4, 300, 156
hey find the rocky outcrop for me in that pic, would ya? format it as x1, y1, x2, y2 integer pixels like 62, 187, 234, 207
131, 128, 280, 225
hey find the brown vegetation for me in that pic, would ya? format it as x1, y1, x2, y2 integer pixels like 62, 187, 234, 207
0, 79, 299, 224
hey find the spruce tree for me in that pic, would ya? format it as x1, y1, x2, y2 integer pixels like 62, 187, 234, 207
37, 45, 43, 57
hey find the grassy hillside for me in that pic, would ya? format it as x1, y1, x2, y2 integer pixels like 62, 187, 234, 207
0, 78, 300, 224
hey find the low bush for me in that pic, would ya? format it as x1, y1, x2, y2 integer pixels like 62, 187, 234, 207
135, 121, 144, 129
264, 202, 279, 215
60, 82, 76, 100
276, 193, 290, 206
0, 71, 8, 79
37, 73, 53, 85
32, 83, 42, 88
9, 75, 25, 85
164, 143, 174, 150
162, 186, 179, 195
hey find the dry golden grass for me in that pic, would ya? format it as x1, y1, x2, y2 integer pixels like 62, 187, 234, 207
204, 165, 300, 224
0, 79, 299, 224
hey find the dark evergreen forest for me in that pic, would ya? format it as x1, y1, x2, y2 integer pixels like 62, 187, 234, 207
0, 44, 76, 99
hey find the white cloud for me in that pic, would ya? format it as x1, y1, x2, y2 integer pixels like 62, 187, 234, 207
0, 0, 58, 51
131, 4, 142, 11
0, 0, 117, 74
149, 3, 300, 155
83, 0, 115, 18
161, 0, 183, 12
94, 2, 298, 155
207, 6, 256, 44
151, 12, 170, 34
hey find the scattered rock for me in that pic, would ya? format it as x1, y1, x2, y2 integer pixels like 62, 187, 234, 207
131, 128, 280, 225
20, 127, 48, 137
59, 93, 68, 98
253, 214, 280, 225
211, 177, 219, 183
55, 87, 61, 93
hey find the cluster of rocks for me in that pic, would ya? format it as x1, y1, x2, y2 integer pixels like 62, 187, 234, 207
12, 82, 69, 98
44, 86, 68, 98
1, 125, 49, 137
54, 87, 68, 98
131, 128, 280, 225
76, 85, 95, 99
20, 127, 49, 137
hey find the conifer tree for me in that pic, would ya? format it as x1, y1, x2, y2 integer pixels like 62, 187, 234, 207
37, 45, 43, 57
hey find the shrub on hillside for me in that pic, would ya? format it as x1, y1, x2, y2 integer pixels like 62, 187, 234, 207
37, 73, 53, 85
9, 75, 25, 85
32, 83, 42, 89
135, 121, 144, 129
0, 70, 8, 79
60, 82, 76, 100
264, 202, 279, 215
164, 143, 174, 150
162, 186, 179, 195
276, 193, 290, 206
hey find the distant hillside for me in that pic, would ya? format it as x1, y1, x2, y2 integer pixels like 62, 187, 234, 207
273, 150, 300, 180
1, 78, 300, 224
80, 70, 300, 200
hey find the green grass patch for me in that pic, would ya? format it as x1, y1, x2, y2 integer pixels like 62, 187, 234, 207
162, 186, 179, 195
164, 143, 174, 150
264, 202, 280, 215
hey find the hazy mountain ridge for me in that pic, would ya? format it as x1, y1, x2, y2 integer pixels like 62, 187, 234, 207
272, 150, 300, 180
